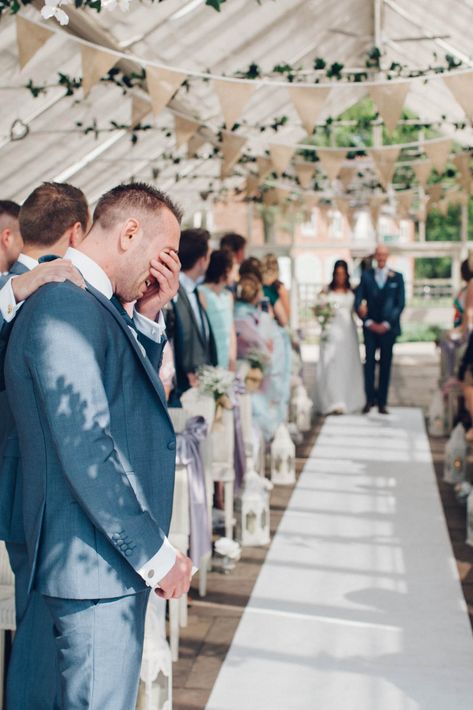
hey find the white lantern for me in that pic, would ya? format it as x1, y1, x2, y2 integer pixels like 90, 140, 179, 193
444, 423, 467, 484
428, 389, 446, 438
467, 488, 473, 547
270, 424, 296, 485
294, 384, 313, 433
236, 472, 272, 546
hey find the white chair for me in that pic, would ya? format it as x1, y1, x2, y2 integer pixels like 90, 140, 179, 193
209, 407, 235, 540
137, 595, 172, 710
0, 543, 15, 710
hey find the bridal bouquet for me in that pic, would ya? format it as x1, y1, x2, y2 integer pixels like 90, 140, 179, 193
245, 348, 272, 392
197, 366, 235, 403
312, 297, 336, 342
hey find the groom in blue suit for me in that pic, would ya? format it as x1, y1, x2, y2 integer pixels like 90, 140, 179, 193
4, 183, 193, 709
355, 244, 405, 414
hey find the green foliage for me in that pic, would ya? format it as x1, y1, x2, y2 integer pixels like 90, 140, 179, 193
415, 257, 452, 279
425, 203, 462, 242
398, 323, 444, 343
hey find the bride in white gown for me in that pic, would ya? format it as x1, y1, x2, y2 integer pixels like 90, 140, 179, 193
316, 260, 365, 415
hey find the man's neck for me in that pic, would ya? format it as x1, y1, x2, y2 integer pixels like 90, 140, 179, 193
181, 268, 201, 286
0, 255, 9, 273
23, 239, 69, 261
76, 239, 117, 291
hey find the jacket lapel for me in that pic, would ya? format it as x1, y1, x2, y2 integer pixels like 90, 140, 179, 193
9, 261, 29, 276
85, 284, 170, 418
177, 285, 207, 348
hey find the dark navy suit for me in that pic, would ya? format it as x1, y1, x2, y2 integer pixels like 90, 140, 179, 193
355, 268, 405, 408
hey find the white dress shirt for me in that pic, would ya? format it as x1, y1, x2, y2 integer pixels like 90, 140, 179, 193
0, 247, 176, 587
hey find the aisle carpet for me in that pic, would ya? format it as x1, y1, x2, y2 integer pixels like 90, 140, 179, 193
206, 409, 473, 710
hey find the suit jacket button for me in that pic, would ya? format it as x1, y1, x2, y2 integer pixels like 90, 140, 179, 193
167, 440, 176, 451
125, 550, 133, 557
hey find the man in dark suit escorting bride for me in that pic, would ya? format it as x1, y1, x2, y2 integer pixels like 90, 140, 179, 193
355, 244, 405, 414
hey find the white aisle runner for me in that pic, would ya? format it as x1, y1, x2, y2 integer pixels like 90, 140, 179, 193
206, 409, 473, 710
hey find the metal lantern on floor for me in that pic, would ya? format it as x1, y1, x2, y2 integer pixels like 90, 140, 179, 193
444, 423, 467, 484
294, 384, 313, 433
270, 423, 296, 485
236, 471, 272, 546
428, 389, 446, 438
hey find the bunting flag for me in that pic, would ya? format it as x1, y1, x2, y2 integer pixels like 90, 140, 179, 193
16, 16, 54, 69
174, 114, 200, 149
411, 160, 433, 188
263, 188, 279, 206
81, 45, 119, 97
416, 195, 430, 222
317, 149, 346, 182
443, 72, 473, 122
212, 79, 255, 128
294, 163, 315, 189
288, 86, 331, 134
303, 193, 320, 210
396, 190, 414, 217
369, 194, 386, 226
369, 81, 410, 134
369, 147, 400, 188
245, 174, 260, 198
453, 153, 472, 190
146, 66, 187, 118
130, 95, 151, 127
437, 199, 449, 217
269, 144, 295, 175
423, 139, 452, 174
427, 183, 443, 204
256, 155, 273, 180
187, 133, 206, 158
221, 132, 246, 178
338, 165, 356, 190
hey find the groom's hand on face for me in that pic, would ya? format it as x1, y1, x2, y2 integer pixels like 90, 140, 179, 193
155, 550, 193, 600
136, 249, 181, 319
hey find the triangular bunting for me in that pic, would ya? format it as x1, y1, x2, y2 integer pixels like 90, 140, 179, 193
187, 133, 206, 158
427, 183, 443, 204
396, 190, 414, 217
130, 94, 151, 127
453, 153, 471, 190
174, 114, 200, 149
256, 156, 273, 180
221, 132, 246, 178
81, 45, 119, 98
288, 86, 331, 134
438, 199, 449, 217
424, 139, 452, 175
269, 144, 295, 175
213, 79, 255, 129
338, 165, 356, 190
444, 72, 473, 122
263, 189, 279, 207
369, 81, 410, 134
317, 149, 346, 182
369, 194, 386, 226
146, 66, 187, 118
411, 160, 433, 188
16, 16, 53, 70
369, 147, 400, 188
245, 174, 260, 198
294, 163, 315, 189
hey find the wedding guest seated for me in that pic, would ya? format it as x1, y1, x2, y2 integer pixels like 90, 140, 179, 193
199, 249, 237, 370
169, 227, 218, 404
0, 200, 22, 275
261, 253, 290, 326
235, 274, 286, 441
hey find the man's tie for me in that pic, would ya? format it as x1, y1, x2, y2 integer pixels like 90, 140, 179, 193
110, 295, 138, 333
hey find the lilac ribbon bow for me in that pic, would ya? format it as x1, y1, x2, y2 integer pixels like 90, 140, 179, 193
176, 416, 211, 566
231, 377, 247, 493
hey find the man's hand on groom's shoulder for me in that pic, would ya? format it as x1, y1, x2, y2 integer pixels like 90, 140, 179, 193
155, 549, 193, 600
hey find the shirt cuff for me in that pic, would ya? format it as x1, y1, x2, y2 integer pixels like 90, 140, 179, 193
365, 319, 373, 327
137, 536, 177, 589
0, 277, 23, 323
382, 321, 391, 330
133, 308, 166, 343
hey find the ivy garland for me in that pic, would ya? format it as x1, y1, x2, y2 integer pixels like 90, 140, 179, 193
0, 0, 241, 17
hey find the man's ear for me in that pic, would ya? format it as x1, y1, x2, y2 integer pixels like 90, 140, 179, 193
69, 222, 84, 248
0, 228, 11, 250
119, 218, 141, 252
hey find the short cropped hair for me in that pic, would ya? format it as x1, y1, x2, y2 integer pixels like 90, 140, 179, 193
0, 200, 20, 221
93, 182, 183, 230
220, 232, 247, 254
179, 228, 210, 271
204, 249, 233, 284
20, 183, 89, 247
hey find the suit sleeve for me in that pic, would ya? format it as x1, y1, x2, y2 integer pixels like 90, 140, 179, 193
390, 274, 405, 326
24, 286, 170, 573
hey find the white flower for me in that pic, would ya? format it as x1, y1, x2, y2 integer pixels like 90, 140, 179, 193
41, 0, 71, 25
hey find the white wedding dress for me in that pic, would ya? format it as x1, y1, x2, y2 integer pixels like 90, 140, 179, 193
316, 290, 365, 415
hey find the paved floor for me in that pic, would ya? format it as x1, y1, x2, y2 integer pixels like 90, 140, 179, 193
205, 410, 473, 710
173, 343, 473, 710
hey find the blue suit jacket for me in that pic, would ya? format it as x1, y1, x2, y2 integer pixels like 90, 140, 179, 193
5, 279, 176, 600
0, 260, 29, 543
355, 268, 405, 338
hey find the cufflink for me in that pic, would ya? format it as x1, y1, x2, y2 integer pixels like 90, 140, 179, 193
7, 304, 13, 315
148, 570, 155, 579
